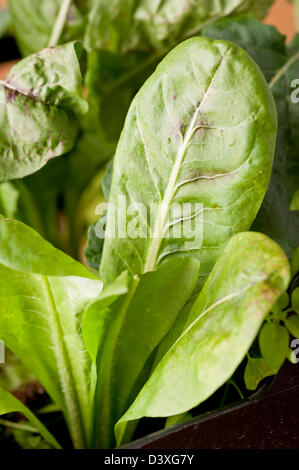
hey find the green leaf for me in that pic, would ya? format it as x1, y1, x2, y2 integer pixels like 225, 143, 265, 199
259, 323, 290, 371
9, 0, 88, 56
292, 287, 299, 313
116, 232, 290, 446
285, 315, 299, 337
0, 8, 11, 39
82, 271, 129, 364
0, 386, 61, 449
0, 218, 102, 448
89, 257, 200, 448
291, 247, 299, 277
12, 430, 52, 449
84, 219, 105, 271
0, 182, 19, 217
100, 37, 277, 287
84, 0, 273, 53
0, 42, 88, 182
165, 411, 192, 429
244, 356, 275, 391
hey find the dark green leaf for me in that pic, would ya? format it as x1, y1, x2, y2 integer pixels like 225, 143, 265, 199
285, 315, 299, 337
84, 217, 105, 270
0, 386, 61, 448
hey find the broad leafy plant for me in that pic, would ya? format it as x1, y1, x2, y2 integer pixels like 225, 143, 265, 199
0, 0, 297, 450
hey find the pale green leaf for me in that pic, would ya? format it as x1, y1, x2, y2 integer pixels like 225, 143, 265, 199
285, 315, 299, 337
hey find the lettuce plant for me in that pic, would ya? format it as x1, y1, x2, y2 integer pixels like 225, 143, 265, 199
0, 0, 298, 450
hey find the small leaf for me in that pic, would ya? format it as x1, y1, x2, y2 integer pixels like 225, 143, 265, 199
285, 315, 299, 337
244, 357, 276, 391
91, 257, 200, 448
0, 386, 61, 449
84, 215, 106, 270
0, 182, 19, 217
259, 323, 290, 371
292, 287, 299, 313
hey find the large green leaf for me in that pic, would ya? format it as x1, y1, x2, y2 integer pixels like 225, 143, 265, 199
0, 42, 88, 182
84, 257, 200, 448
0, 386, 61, 448
0, 218, 102, 448
9, 0, 89, 56
84, 0, 273, 53
116, 232, 290, 445
100, 37, 277, 286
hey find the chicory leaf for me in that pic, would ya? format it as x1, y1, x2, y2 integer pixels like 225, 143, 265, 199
100, 37, 277, 287
88, 257, 200, 448
0, 386, 61, 449
116, 232, 290, 445
0, 218, 102, 448
0, 182, 19, 217
0, 42, 88, 182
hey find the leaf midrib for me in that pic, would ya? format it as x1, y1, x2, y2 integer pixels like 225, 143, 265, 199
142, 46, 231, 273
41, 275, 86, 449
